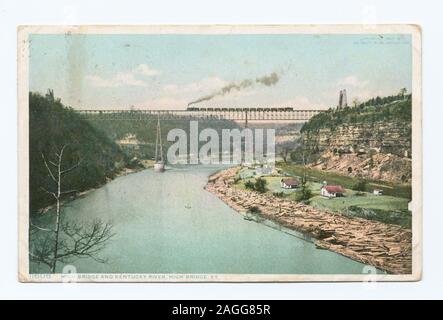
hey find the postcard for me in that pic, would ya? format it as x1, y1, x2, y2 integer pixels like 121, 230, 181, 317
18, 25, 422, 282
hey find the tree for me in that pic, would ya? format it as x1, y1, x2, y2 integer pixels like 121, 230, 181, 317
296, 176, 313, 202
352, 179, 367, 192
244, 180, 255, 190
375, 96, 382, 105
280, 146, 290, 163
352, 97, 360, 108
29, 92, 128, 213
30, 145, 115, 273
254, 177, 268, 193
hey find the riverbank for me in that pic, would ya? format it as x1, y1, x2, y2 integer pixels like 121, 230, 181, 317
205, 167, 412, 274
32, 164, 374, 275
37, 162, 152, 215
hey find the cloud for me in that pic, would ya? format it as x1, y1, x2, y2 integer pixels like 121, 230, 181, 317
86, 64, 160, 88
272, 96, 328, 110
85, 73, 147, 88
135, 64, 160, 76
162, 76, 227, 95
349, 88, 394, 102
145, 97, 189, 109
337, 75, 369, 88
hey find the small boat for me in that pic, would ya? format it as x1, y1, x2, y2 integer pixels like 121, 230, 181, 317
243, 212, 255, 221
154, 161, 165, 172
154, 115, 165, 172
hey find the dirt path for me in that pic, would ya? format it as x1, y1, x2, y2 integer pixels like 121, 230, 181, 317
205, 167, 412, 274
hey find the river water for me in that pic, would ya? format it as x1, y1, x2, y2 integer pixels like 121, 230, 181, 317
31, 165, 376, 275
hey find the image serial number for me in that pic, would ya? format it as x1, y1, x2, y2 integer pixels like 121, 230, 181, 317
216, 304, 271, 315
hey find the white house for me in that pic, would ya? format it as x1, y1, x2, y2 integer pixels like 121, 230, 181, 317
116, 133, 140, 145
320, 185, 345, 198
280, 178, 300, 189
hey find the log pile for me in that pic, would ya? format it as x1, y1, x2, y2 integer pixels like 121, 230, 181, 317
205, 167, 412, 274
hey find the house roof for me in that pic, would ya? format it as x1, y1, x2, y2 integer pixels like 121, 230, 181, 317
322, 185, 345, 193
281, 178, 300, 186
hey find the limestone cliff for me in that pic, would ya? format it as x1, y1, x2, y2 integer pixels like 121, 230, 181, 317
295, 97, 412, 183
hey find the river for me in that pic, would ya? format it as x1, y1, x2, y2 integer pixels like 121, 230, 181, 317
31, 165, 378, 275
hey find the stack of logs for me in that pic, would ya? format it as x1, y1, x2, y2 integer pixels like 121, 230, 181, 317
205, 167, 412, 274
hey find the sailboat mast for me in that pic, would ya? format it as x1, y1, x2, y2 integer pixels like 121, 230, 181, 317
158, 116, 163, 162
155, 114, 164, 162
154, 114, 166, 172
154, 116, 159, 161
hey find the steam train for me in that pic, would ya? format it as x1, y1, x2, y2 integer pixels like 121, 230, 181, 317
186, 107, 295, 112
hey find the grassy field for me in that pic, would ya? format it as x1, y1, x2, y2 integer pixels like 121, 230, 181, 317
233, 165, 411, 228
278, 162, 412, 200
310, 194, 408, 211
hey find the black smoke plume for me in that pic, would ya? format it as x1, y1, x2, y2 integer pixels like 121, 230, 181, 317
187, 72, 280, 106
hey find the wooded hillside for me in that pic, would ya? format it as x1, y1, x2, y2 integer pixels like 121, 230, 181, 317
29, 92, 128, 214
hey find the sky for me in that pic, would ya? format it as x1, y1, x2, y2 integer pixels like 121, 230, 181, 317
29, 33, 412, 110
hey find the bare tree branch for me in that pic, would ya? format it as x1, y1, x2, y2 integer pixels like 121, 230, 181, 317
29, 236, 54, 269
30, 222, 53, 232
41, 153, 57, 183
39, 187, 57, 199
48, 160, 58, 167
60, 158, 83, 175
31, 144, 115, 273
60, 189, 78, 195
55, 219, 115, 262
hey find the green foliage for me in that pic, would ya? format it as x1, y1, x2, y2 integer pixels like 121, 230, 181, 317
254, 177, 268, 193
85, 115, 241, 159
290, 147, 321, 164
343, 206, 411, 229
295, 177, 313, 202
243, 177, 268, 193
244, 180, 255, 190
352, 179, 367, 192
29, 92, 127, 214
247, 206, 261, 214
280, 163, 412, 199
272, 191, 285, 198
300, 94, 412, 134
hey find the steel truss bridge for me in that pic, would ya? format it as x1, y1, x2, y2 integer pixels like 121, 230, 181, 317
76, 108, 323, 123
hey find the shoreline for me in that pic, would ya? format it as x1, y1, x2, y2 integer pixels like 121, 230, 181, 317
37, 164, 150, 215
205, 167, 412, 274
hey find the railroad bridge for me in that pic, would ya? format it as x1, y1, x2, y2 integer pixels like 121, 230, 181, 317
76, 107, 323, 124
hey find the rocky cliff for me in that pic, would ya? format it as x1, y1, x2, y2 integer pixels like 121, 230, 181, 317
295, 97, 412, 183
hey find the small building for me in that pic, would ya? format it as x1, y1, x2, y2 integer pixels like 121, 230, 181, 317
373, 189, 383, 196
116, 133, 140, 145
321, 185, 345, 198
280, 178, 300, 189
